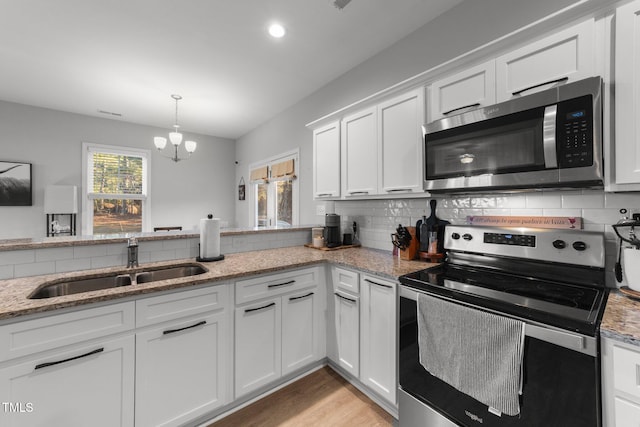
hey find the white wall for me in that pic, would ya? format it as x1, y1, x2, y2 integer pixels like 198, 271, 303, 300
0, 101, 236, 239
234, 0, 580, 228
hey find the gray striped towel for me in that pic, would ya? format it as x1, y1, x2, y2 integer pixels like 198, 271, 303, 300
417, 293, 526, 416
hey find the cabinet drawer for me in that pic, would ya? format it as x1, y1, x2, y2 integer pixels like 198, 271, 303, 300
613, 344, 640, 400
136, 283, 229, 328
332, 267, 359, 294
235, 268, 318, 305
0, 302, 134, 362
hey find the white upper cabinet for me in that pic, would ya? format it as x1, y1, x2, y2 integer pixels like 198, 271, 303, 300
313, 120, 341, 199
613, 0, 640, 186
341, 106, 379, 197
496, 19, 595, 102
429, 61, 496, 122
378, 88, 425, 194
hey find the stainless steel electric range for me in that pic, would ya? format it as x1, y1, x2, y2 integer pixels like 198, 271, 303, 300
398, 225, 609, 427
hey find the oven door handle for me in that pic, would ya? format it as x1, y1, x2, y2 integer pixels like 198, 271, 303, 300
524, 323, 585, 352
399, 285, 596, 357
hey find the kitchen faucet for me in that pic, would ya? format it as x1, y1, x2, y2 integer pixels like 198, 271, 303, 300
127, 237, 139, 268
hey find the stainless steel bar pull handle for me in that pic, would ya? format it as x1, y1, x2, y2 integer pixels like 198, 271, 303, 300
35, 347, 104, 370
335, 292, 356, 303
365, 278, 392, 289
289, 292, 314, 301
268, 280, 295, 288
348, 191, 369, 195
543, 105, 558, 168
245, 302, 276, 313
163, 320, 207, 335
512, 76, 569, 96
443, 102, 481, 116
316, 193, 333, 197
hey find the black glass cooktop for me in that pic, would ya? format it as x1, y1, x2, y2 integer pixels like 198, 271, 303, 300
400, 262, 609, 336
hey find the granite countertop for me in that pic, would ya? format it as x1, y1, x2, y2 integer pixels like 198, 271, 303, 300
0, 225, 317, 251
601, 291, 640, 346
0, 246, 432, 321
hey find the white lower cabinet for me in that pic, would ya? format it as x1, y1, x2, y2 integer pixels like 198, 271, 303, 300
330, 267, 397, 407
234, 267, 324, 398
334, 289, 360, 377
135, 284, 232, 427
235, 298, 282, 397
601, 336, 640, 426
135, 311, 230, 427
360, 275, 397, 405
0, 334, 135, 427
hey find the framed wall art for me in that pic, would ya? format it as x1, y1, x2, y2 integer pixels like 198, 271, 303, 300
0, 161, 32, 206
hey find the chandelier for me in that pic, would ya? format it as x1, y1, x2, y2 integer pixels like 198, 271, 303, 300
153, 94, 197, 162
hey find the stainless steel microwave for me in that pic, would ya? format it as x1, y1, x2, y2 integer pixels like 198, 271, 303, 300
423, 76, 603, 192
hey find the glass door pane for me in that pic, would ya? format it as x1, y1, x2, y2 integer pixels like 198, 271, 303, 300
275, 181, 292, 227
256, 183, 268, 227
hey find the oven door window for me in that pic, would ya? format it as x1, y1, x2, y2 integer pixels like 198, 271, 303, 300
426, 107, 546, 179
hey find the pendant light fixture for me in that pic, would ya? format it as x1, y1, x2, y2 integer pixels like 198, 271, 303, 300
153, 94, 197, 162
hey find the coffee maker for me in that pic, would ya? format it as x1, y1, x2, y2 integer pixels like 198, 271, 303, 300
324, 214, 341, 248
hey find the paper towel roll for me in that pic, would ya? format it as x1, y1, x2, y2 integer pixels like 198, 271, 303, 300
200, 216, 220, 259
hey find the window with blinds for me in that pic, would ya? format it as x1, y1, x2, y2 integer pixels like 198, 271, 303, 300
83, 143, 149, 235
249, 151, 298, 228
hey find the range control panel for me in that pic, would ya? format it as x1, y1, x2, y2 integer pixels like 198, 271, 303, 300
483, 232, 536, 247
445, 225, 605, 268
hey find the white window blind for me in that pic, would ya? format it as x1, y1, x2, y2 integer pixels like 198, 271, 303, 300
87, 146, 147, 200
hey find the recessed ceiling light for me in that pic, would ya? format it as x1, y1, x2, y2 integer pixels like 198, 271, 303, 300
268, 23, 286, 38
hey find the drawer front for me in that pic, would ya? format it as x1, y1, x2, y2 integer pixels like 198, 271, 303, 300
136, 283, 230, 328
613, 344, 640, 400
332, 267, 359, 294
0, 302, 135, 362
235, 268, 319, 305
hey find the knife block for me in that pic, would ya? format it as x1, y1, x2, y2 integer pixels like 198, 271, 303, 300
400, 226, 419, 260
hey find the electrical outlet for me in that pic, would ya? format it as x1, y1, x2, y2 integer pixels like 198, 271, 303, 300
633, 213, 640, 222
316, 204, 326, 216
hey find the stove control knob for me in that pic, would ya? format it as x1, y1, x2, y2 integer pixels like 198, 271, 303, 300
451, 233, 460, 240
572, 241, 587, 251
462, 233, 473, 241
552, 239, 566, 249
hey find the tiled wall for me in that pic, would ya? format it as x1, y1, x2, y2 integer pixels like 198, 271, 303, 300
334, 189, 640, 287
0, 230, 311, 280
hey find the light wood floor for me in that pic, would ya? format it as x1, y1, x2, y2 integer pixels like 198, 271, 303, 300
209, 366, 394, 427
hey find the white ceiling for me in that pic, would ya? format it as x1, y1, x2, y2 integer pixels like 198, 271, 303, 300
0, 0, 461, 139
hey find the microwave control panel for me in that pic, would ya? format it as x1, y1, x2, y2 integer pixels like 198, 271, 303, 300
556, 95, 593, 168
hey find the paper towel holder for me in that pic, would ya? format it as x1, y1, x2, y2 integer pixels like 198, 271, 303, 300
196, 213, 225, 262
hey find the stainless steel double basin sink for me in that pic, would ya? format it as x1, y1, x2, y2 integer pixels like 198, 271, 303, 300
28, 264, 208, 299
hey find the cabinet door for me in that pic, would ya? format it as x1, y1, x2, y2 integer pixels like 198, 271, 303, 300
313, 121, 341, 198
378, 88, 425, 195
333, 290, 359, 377
614, 397, 640, 427
341, 107, 378, 197
496, 19, 595, 102
282, 289, 321, 375
615, 0, 640, 185
135, 311, 230, 427
360, 275, 397, 405
235, 298, 282, 397
0, 335, 134, 427
429, 61, 496, 121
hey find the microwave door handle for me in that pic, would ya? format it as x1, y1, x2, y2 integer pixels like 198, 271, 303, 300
543, 105, 558, 168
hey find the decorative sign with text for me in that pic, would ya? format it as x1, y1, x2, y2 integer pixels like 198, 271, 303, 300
466, 216, 582, 229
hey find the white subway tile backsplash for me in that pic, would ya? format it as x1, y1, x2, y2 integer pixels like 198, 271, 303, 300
56, 258, 91, 273
562, 192, 604, 209
526, 192, 562, 209
582, 209, 622, 226
15, 262, 56, 278
162, 239, 188, 250
604, 192, 640, 209
73, 245, 107, 259
35, 247, 74, 262
90, 255, 124, 269
0, 265, 13, 280
0, 250, 34, 266
541, 208, 581, 218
